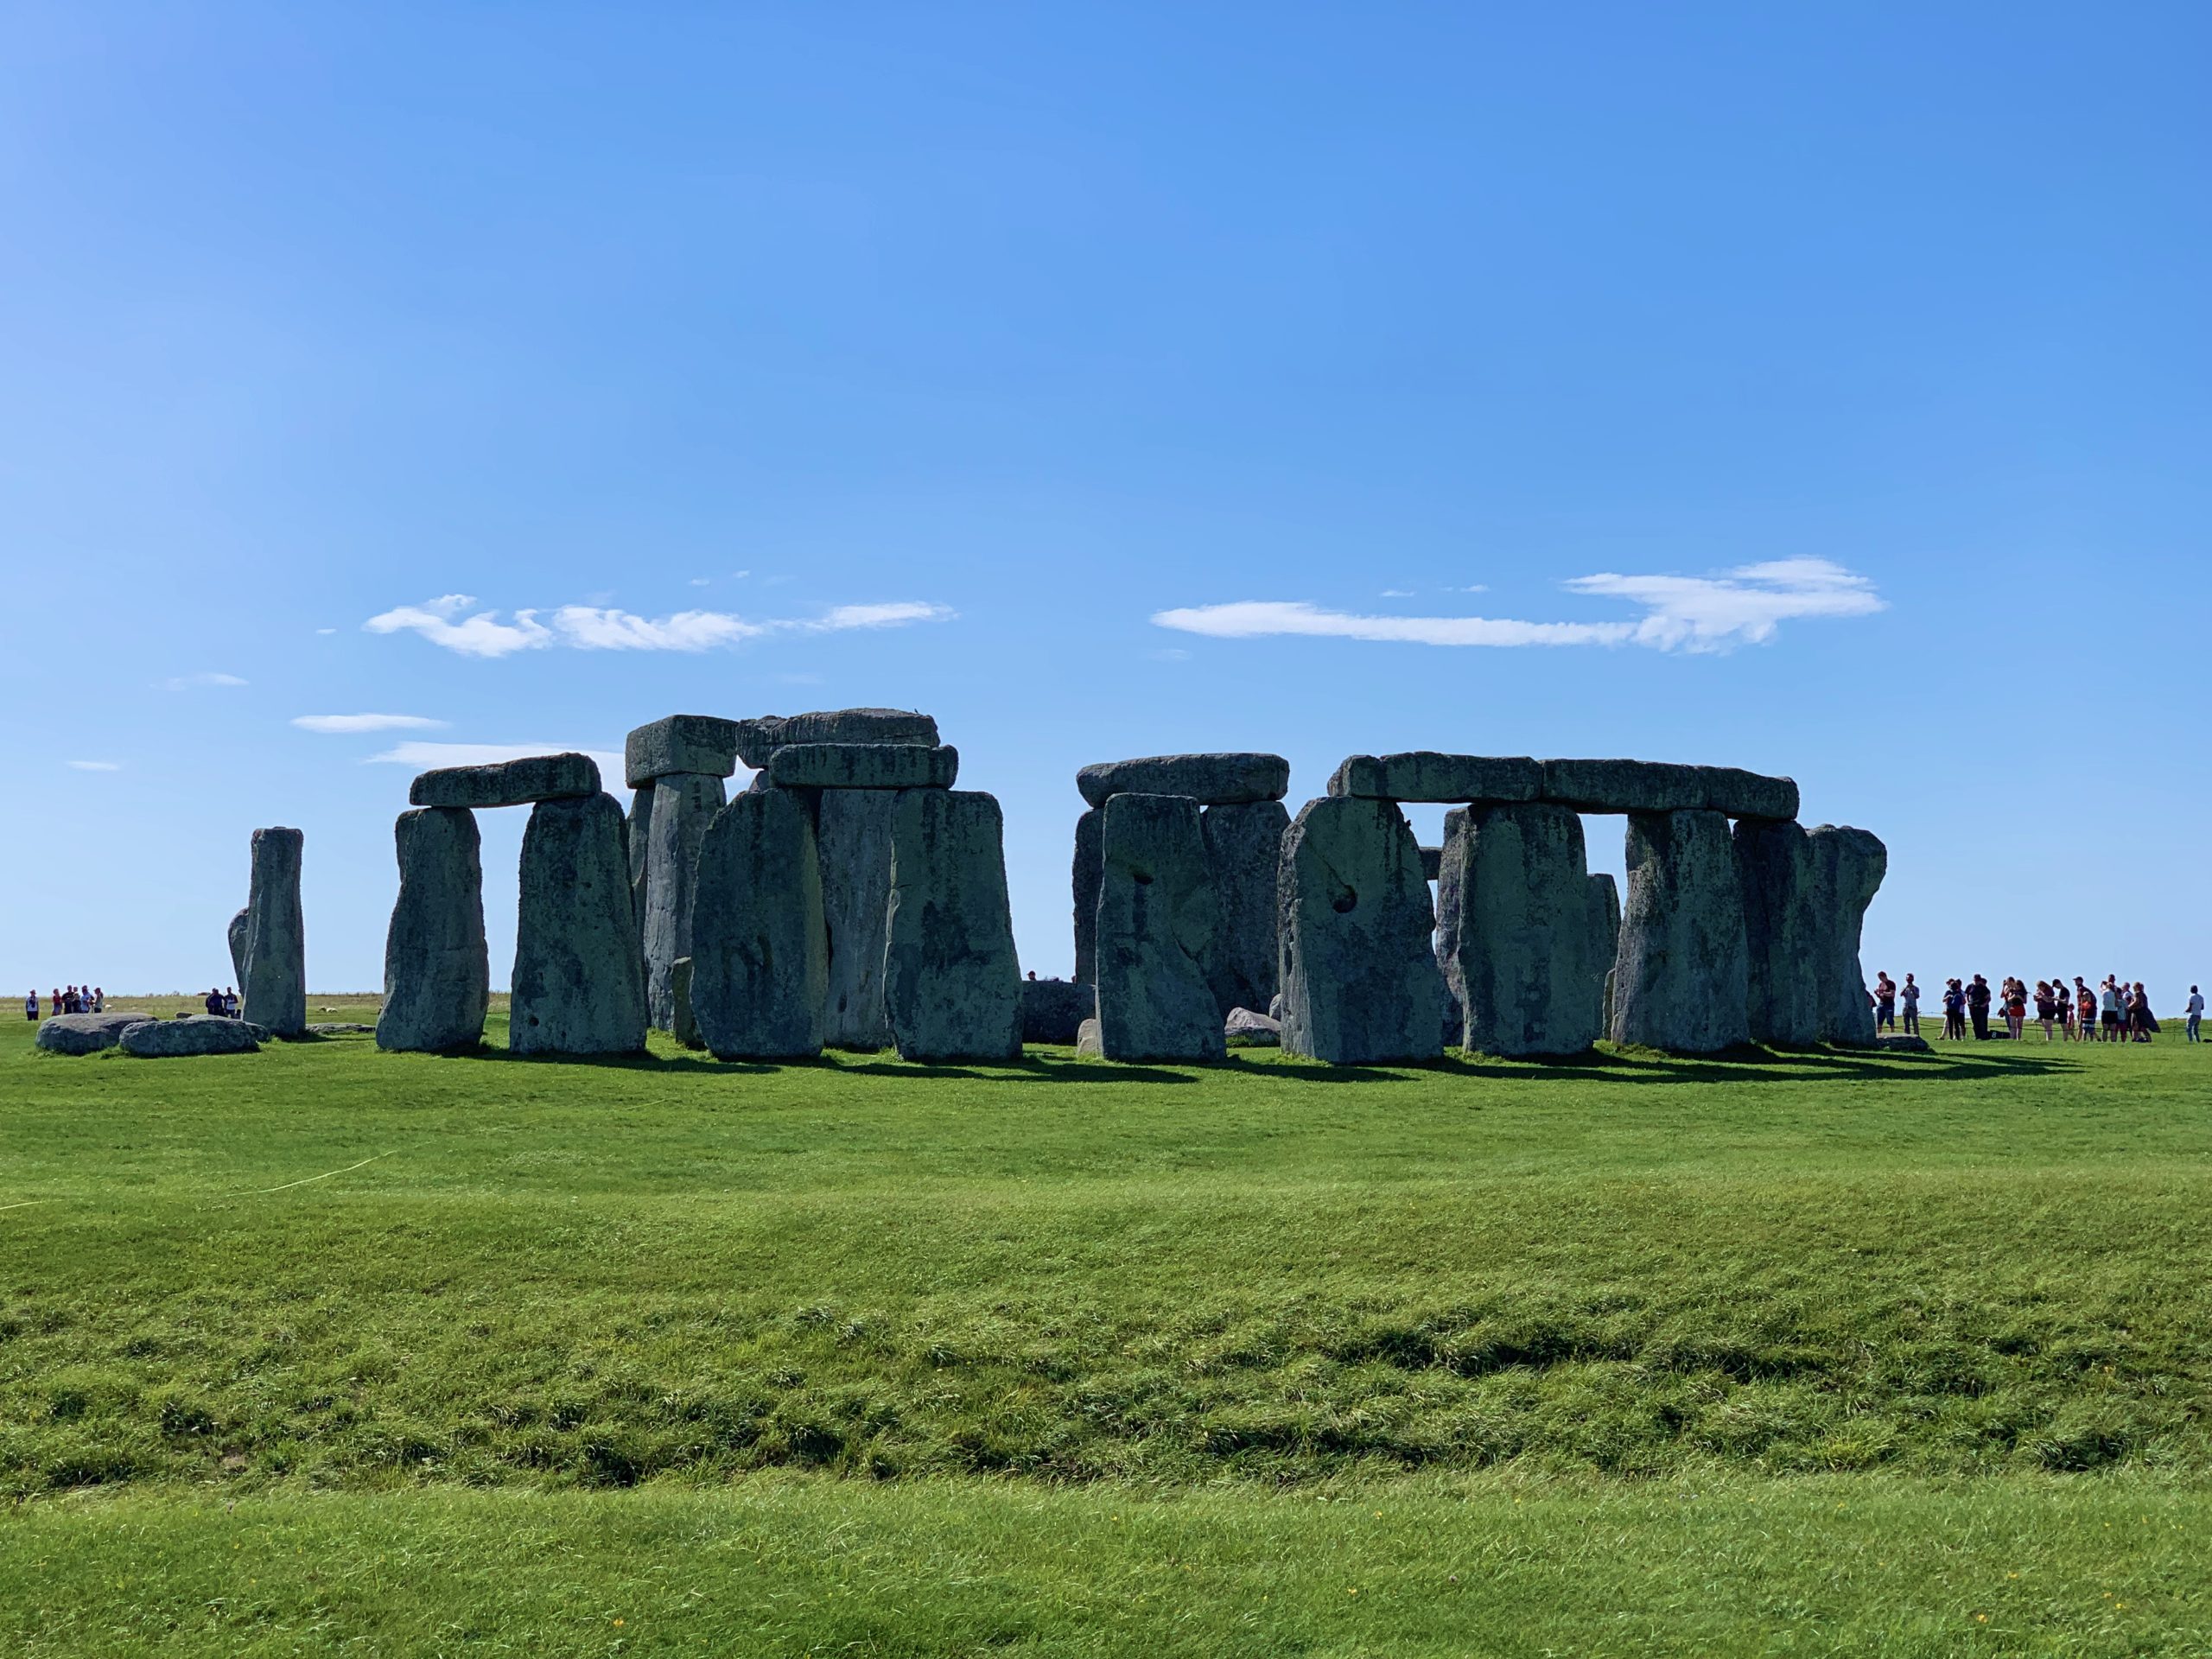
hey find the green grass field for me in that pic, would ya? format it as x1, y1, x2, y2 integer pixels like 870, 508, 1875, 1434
3, 1007, 2208, 1653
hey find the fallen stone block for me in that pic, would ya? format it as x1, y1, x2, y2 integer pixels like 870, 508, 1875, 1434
120, 1016, 265, 1057
1224, 1007, 1282, 1046
35, 1012, 155, 1055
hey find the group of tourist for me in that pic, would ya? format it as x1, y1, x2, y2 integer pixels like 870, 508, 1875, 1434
24, 986, 105, 1019
1868, 971, 2202, 1043
200, 988, 243, 1018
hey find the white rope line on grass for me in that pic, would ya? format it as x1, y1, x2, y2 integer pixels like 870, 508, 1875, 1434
0, 1200, 54, 1212
246, 1152, 396, 1195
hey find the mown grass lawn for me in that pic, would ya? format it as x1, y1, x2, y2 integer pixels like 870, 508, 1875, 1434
3, 1003, 2207, 1653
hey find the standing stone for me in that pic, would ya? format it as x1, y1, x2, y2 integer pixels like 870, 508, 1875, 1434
1071, 806, 1104, 988
883, 789, 1023, 1063
688, 788, 828, 1061
817, 788, 897, 1049
377, 807, 489, 1053
670, 957, 702, 1050
1200, 800, 1288, 1020
627, 782, 657, 944
511, 793, 647, 1056
1020, 979, 1094, 1045
640, 772, 728, 1030
1443, 803, 1607, 1057
1808, 825, 1888, 1046
1277, 797, 1445, 1065
1611, 810, 1749, 1053
1434, 809, 1470, 1048
1095, 793, 1224, 1063
226, 906, 250, 989
1589, 872, 1621, 1039
240, 827, 306, 1038
1733, 817, 1821, 1046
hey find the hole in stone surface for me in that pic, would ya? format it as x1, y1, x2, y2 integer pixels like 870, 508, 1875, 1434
1332, 888, 1358, 914
1131, 870, 1154, 886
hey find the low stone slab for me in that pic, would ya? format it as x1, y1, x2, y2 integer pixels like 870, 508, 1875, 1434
411, 753, 601, 810
1020, 979, 1093, 1046
884, 789, 1024, 1063
734, 709, 940, 768
688, 788, 828, 1061
1094, 792, 1224, 1063
378, 805, 490, 1053
307, 1023, 376, 1035
1075, 1016, 1103, 1057
625, 715, 742, 787
766, 743, 959, 791
1224, 1007, 1281, 1046
1611, 809, 1751, 1052
1076, 753, 1289, 810
120, 1016, 265, 1057
511, 793, 649, 1056
1328, 753, 1543, 804
35, 1012, 155, 1055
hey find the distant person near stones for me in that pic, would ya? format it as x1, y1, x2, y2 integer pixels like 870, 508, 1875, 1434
22, 989, 35, 1021
2129, 982, 2156, 1042
223, 987, 240, 1018
1941, 978, 1965, 1040
2100, 976, 2123, 1040
1967, 975, 1993, 1039
2186, 985, 2204, 1043
2075, 978, 2095, 1040
2001, 978, 2027, 1040
204, 988, 224, 1016
1873, 971, 1897, 1032
1899, 974, 1921, 1036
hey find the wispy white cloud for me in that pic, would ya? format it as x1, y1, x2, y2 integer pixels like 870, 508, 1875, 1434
1379, 588, 1415, 598
67, 760, 121, 772
292, 714, 449, 734
158, 671, 248, 690
364, 599, 550, 659
1150, 647, 1192, 662
315, 626, 339, 636
365, 595, 957, 658
548, 607, 767, 652
808, 601, 954, 632
1154, 560, 1882, 655
366, 740, 626, 786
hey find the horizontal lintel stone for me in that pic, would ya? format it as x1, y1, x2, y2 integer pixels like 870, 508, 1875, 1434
1076, 753, 1289, 809
1327, 753, 1543, 804
410, 752, 601, 809
766, 743, 960, 791
734, 709, 940, 769
624, 715, 741, 786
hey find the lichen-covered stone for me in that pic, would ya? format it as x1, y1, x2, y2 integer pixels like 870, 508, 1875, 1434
1733, 817, 1820, 1046
410, 753, 601, 809
1076, 753, 1289, 810
688, 787, 827, 1061
734, 709, 939, 768
1808, 824, 1887, 1046
1539, 759, 1708, 815
1328, 753, 1543, 804
226, 907, 250, 989
1611, 809, 1750, 1052
1020, 978, 1094, 1046
818, 788, 897, 1049
241, 827, 306, 1038
377, 807, 488, 1053
625, 715, 741, 787
766, 743, 959, 791
640, 772, 728, 1030
627, 782, 656, 944
1071, 806, 1103, 988
1201, 799, 1288, 1020
1442, 803, 1607, 1056
670, 956, 702, 1049
511, 794, 648, 1056
883, 789, 1023, 1063
1095, 793, 1224, 1063
120, 1016, 264, 1058
1702, 767, 1800, 822
35, 1012, 153, 1055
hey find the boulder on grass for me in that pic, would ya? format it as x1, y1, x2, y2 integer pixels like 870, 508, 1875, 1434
120, 1016, 265, 1057
35, 1013, 155, 1055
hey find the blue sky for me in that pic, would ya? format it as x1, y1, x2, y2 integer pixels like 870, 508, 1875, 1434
3, 3, 2206, 1002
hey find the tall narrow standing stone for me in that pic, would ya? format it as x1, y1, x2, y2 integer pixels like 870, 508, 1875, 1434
512, 793, 647, 1056
240, 827, 306, 1038
1590, 873, 1621, 1039
818, 788, 897, 1049
627, 782, 657, 946
688, 787, 827, 1060
1095, 793, 1224, 1063
640, 772, 728, 1030
1733, 817, 1821, 1045
1434, 808, 1470, 1046
1277, 797, 1444, 1065
1071, 806, 1103, 987
1444, 803, 1607, 1056
1200, 799, 1288, 1020
884, 789, 1023, 1063
1808, 824, 1887, 1045
1611, 810, 1749, 1053
227, 906, 251, 990
377, 807, 489, 1052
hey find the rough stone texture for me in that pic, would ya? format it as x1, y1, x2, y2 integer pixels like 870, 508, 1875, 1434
1075, 1016, 1103, 1056
1224, 1007, 1282, 1046
734, 709, 939, 769
1732, 817, 1821, 1046
1442, 803, 1609, 1057
1703, 767, 1800, 823
1808, 824, 1888, 1046
1276, 796, 1446, 1065
1539, 759, 1796, 820
670, 957, 702, 1050
511, 793, 649, 1056
35, 1012, 155, 1055
240, 827, 306, 1038
1094, 793, 1224, 1064
625, 715, 742, 787
1071, 806, 1104, 988
883, 789, 1024, 1063
817, 788, 898, 1049
766, 743, 959, 791
120, 1016, 264, 1057
688, 787, 828, 1061
627, 783, 656, 944
1433, 809, 1471, 1048
1076, 753, 1289, 810
1611, 810, 1750, 1053
1877, 1033, 1932, 1053
410, 752, 601, 810
1419, 846, 1442, 882
1020, 979, 1093, 1046
640, 772, 728, 1030
1589, 873, 1622, 1045
307, 1023, 375, 1035
377, 807, 489, 1053
1328, 753, 1544, 804
227, 907, 250, 989
1201, 799, 1289, 1020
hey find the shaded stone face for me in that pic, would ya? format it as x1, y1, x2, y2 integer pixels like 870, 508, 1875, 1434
410, 753, 601, 810
626, 783, 657, 944
226, 906, 250, 989
883, 789, 1024, 1064
1733, 817, 1820, 1046
766, 743, 960, 791
241, 827, 306, 1038
1611, 809, 1750, 1053
1328, 753, 1543, 805
624, 715, 742, 787
687, 787, 828, 1062
734, 709, 940, 769
1200, 799, 1288, 1020
1538, 758, 1797, 821
1276, 796, 1445, 1065
511, 793, 648, 1056
1071, 806, 1104, 988
1808, 824, 1888, 1045
1095, 792, 1224, 1064
640, 772, 728, 1031
817, 788, 898, 1050
1075, 753, 1289, 810
1020, 978, 1093, 1046
669, 957, 702, 1050
377, 806, 489, 1054
1443, 803, 1608, 1057
120, 1016, 264, 1057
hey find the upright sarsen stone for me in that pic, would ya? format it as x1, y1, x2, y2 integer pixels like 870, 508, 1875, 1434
1277, 797, 1444, 1065
1733, 817, 1820, 1046
1589, 873, 1621, 1040
688, 788, 827, 1061
1443, 803, 1607, 1056
1611, 810, 1749, 1053
640, 772, 728, 1030
1808, 824, 1887, 1045
1095, 793, 1224, 1063
226, 906, 250, 989
884, 789, 1023, 1063
627, 782, 656, 942
1071, 806, 1103, 988
378, 807, 489, 1052
512, 793, 647, 1056
1200, 800, 1287, 1020
240, 827, 306, 1038
817, 787, 897, 1049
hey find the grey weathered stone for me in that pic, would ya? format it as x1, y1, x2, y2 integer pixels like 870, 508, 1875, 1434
1020, 978, 1093, 1046
410, 752, 601, 809
1538, 758, 1796, 820
1201, 799, 1288, 1020
511, 793, 648, 1056
1071, 806, 1104, 988
35, 1012, 154, 1055
640, 772, 728, 1030
1442, 803, 1609, 1057
1277, 796, 1446, 1065
1075, 1016, 1103, 1056
688, 787, 828, 1061
1589, 873, 1621, 1044
377, 807, 488, 1053
1094, 793, 1224, 1064
1076, 753, 1289, 810
883, 789, 1024, 1063
1733, 817, 1820, 1046
240, 827, 306, 1038
1876, 1033, 1932, 1053
1224, 1007, 1282, 1046
1808, 824, 1887, 1046
120, 1016, 264, 1058
766, 743, 959, 791
818, 787, 897, 1049
627, 782, 656, 944
670, 957, 702, 1050
625, 715, 742, 787
1328, 753, 1544, 804
734, 709, 939, 769
307, 1023, 375, 1035
1419, 846, 1442, 882
1703, 767, 1800, 823
1611, 810, 1750, 1053
1434, 808, 1471, 1047
226, 907, 250, 990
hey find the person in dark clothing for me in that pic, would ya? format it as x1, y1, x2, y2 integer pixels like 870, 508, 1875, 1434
1967, 975, 1993, 1039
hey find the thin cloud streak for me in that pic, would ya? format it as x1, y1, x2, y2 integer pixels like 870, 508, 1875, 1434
158, 671, 248, 690
293, 714, 448, 734
364, 595, 956, 658
67, 760, 122, 772
365, 740, 627, 786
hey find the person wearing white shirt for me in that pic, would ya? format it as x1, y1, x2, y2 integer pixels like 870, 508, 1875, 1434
2189, 985, 2205, 1044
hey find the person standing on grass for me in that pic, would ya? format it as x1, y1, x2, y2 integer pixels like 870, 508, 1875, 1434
1874, 971, 1897, 1033
2187, 985, 2204, 1043
2101, 976, 2123, 1042
223, 986, 240, 1019
1940, 978, 1964, 1040
23, 989, 36, 1021
1967, 974, 1993, 1039
2050, 974, 2071, 1039
2003, 978, 2028, 1041
91, 986, 104, 1013
1901, 974, 1922, 1036
2033, 981, 2056, 1041
2130, 982, 2155, 1041
2075, 978, 2096, 1040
